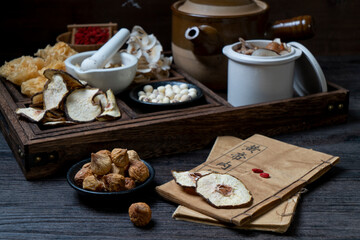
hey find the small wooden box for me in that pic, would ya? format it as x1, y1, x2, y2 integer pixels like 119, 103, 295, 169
0, 66, 349, 179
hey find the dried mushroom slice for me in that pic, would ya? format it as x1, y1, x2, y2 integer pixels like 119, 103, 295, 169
30, 92, 44, 108
96, 89, 121, 121
16, 107, 46, 123
65, 88, 102, 122
43, 72, 68, 111
43, 69, 86, 90
172, 170, 211, 188
196, 173, 252, 208
43, 120, 75, 126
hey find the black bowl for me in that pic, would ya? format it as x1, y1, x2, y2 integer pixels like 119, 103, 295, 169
129, 81, 203, 110
67, 159, 155, 199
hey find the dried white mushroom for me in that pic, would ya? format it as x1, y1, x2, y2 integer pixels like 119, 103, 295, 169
126, 25, 173, 81
65, 88, 102, 122
196, 173, 252, 208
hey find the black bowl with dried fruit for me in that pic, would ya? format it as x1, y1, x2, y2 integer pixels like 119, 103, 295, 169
129, 81, 204, 110
67, 156, 155, 199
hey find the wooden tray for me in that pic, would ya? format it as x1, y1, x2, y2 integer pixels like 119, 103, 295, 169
0, 66, 349, 179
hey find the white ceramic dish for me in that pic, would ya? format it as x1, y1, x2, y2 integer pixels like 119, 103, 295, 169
65, 51, 138, 95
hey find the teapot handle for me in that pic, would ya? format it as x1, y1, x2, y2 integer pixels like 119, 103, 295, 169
265, 15, 315, 41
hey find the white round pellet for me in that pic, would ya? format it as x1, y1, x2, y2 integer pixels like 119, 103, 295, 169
189, 91, 197, 99
146, 92, 151, 97
156, 94, 164, 101
143, 85, 153, 93
180, 83, 188, 90
180, 95, 192, 102
157, 86, 166, 93
149, 93, 156, 100
165, 84, 172, 89
189, 88, 197, 94
151, 99, 159, 103
173, 87, 181, 94
165, 88, 175, 99
152, 89, 159, 96
162, 97, 170, 103
174, 94, 182, 101
138, 91, 146, 97
180, 89, 189, 95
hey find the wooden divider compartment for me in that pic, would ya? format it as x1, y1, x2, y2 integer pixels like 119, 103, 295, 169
0, 66, 349, 179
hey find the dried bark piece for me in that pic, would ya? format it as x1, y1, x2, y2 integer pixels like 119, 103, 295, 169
196, 173, 252, 208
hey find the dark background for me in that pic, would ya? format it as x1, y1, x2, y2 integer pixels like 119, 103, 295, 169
1, 0, 359, 64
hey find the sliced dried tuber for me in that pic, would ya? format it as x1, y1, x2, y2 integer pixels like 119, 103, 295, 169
65, 88, 102, 122
196, 173, 252, 208
172, 170, 211, 188
16, 107, 47, 123
96, 89, 121, 121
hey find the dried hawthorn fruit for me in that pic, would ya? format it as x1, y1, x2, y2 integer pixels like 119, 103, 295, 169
128, 202, 152, 227
128, 160, 149, 183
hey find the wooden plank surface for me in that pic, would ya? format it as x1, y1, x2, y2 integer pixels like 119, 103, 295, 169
0, 56, 359, 239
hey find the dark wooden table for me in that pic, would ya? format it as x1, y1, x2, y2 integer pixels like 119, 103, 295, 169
0, 56, 359, 239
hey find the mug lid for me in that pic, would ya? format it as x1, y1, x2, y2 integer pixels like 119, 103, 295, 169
288, 42, 327, 96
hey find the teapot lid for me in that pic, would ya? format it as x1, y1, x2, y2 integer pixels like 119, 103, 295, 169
177, 0, 267, 16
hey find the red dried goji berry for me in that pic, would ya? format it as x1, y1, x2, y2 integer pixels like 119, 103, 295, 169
252, 168, 263, 173
260, 173, 270, 178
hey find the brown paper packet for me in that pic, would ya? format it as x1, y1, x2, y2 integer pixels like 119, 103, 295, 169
156, 134, 339, 227
171, 136, 301, 233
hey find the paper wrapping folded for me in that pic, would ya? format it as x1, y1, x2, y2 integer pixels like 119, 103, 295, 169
171, 136, 300, 233
156, 134, 339, 228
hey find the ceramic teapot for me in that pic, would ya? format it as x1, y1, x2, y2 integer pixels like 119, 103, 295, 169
171, 0, 314, 90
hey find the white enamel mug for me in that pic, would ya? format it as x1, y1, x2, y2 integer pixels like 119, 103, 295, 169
222, 40, 302, 107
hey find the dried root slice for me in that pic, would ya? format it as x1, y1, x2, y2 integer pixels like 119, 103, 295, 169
196, 173, 252, 208
172, 170, 211, 188
96, 89, 121, 121
16, 107, 46, 123
30, 92, 44, 108
42, 120, 75, 126
65, 88, 102, 122
43, 69, 86, 90
43, 72, 69, 111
